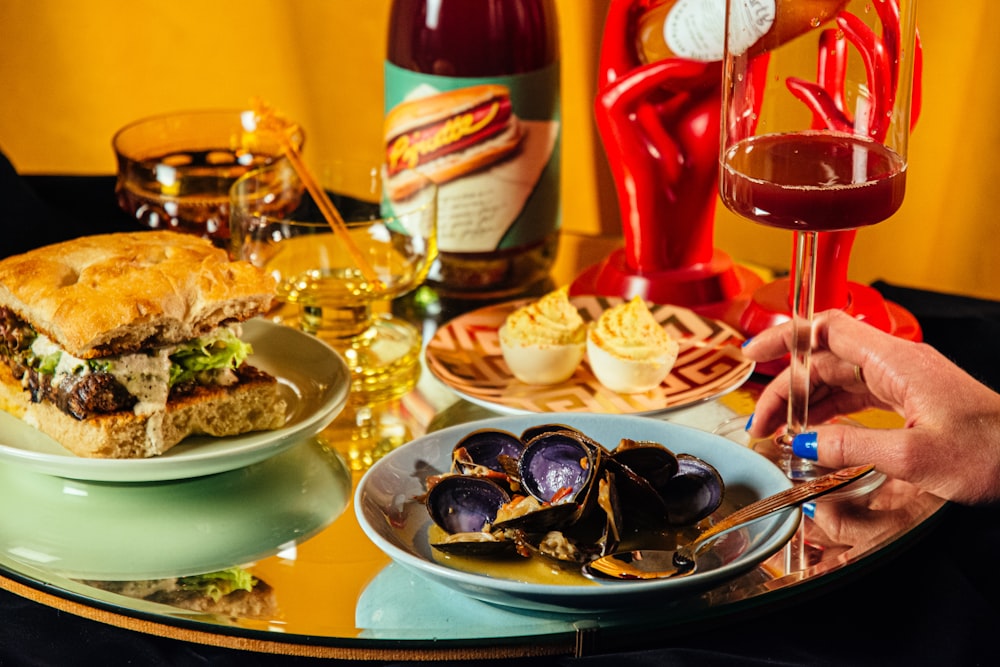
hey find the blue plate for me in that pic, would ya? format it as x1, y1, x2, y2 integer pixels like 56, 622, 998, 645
355, 413, 799, 613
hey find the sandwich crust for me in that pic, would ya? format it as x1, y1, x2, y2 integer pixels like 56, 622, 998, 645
0, 231, 276, 359
19, 368, 286, 458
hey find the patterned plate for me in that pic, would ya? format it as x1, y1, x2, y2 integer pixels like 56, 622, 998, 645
425, 295, 753, 415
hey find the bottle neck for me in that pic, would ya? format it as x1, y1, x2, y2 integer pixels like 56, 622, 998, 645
387, 0, 558, 76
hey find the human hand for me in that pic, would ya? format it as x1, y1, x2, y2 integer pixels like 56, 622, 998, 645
803, 478, 932, 560
742, 309, 1000, 505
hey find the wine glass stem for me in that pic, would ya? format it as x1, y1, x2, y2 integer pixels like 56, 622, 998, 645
786, 230, 818, 479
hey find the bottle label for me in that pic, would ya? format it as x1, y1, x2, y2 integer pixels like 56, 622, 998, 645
664, 0, 775, 61
383, 62, 560, 254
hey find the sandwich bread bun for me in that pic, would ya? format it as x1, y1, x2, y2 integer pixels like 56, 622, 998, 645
0, 230, 275, 359
0, 231, 287, 459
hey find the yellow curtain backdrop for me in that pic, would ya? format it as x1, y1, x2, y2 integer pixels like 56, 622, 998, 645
1, 0, 997, 300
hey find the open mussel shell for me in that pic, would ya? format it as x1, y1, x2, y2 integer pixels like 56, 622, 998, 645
661, 454, 725, 525
520, 423, 584, 444
496, 430, 603, 533
517, 430, 600, 503
517, 529, 605, 568
612, 438, 680, 489
451, 428, 524, 489
425, 475, 518, 557
430, 531, 519, 558
425, 475, 511, 535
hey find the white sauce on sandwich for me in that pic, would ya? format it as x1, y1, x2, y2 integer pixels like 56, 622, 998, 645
112, 349, 172, 415
28, 332, 239, 455
30, 335, 172, 414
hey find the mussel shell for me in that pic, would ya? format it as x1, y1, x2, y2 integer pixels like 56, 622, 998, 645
493, 497, 581, 533
592, 469, 622, 556
612, 439, 679, 489
520, 423, 584, 445
430, 531, 519, 558
601, 455, 669, 528
425, 475, 511, 535
452, 428, 524, 477
517, 430, 600, 505
518, 529, 603, 567
661, 454, 725, 525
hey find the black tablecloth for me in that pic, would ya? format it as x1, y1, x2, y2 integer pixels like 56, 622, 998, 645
2, 153, 1000, 666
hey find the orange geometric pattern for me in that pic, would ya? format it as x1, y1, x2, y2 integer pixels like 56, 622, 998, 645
426, 296, 753, 415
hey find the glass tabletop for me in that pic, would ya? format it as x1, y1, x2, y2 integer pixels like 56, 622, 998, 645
0, 236, 946, 661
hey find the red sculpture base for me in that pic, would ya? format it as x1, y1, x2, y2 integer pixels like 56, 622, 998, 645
736, 278, 923, 376
570, 247, 765, 321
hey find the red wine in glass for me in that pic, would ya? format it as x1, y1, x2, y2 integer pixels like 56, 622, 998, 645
721, 131, 907, 232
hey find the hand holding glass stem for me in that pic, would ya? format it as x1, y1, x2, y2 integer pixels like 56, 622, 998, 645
720, 0, 919, 479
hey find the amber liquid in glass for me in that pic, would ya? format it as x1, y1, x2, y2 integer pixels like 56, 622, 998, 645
116, 148, 292, 243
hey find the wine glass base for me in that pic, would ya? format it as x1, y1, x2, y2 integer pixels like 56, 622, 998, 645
315, 314, 423, 406
712, 415, 886, 500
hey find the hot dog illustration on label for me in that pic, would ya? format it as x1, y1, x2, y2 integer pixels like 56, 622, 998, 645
384, 84, 525, 202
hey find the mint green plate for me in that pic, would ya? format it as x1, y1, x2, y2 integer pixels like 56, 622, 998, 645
0, 319, 349, 482
0, 436, 351, 580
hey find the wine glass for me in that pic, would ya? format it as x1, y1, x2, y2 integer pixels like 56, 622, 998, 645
720, 0, 919, 479
230, 159, 437, 468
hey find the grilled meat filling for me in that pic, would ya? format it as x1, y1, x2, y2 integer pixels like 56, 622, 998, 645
26, 369, 137, 420
0, 306, 262, 421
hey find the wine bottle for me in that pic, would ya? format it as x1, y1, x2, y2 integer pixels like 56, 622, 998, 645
384, 0, 561, 301
636, 0, 849, 64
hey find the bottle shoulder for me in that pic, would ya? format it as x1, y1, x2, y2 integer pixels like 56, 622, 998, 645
387, 0, 558, 76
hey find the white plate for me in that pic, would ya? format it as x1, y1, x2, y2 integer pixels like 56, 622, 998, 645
355, 413, 800, 613
0, 436, 352, 580
0, 319, 350, 482
425, 296, 754, 416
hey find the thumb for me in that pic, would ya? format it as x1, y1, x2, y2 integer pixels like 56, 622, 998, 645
797, 422, 910, 475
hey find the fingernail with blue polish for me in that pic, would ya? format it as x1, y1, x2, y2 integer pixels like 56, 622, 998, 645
744, 413, 754, 432
792, 432, 819, 460
802, 502, 815, 520
741, 336, 754, 348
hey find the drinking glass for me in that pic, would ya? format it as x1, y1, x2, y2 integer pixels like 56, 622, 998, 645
231, 160, 437, 468
720, 0, 919, 478
113, 109, 303, 244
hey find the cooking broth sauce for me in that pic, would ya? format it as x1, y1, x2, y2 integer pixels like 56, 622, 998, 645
427, 500, 736, 586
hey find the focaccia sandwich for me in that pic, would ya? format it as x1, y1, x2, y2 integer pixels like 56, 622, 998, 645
0, 231, 287, 458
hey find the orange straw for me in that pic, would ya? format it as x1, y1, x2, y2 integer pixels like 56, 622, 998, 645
252, 100, 383, 289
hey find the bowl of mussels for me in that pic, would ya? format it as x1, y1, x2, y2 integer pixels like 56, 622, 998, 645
354, 412, 799, 613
